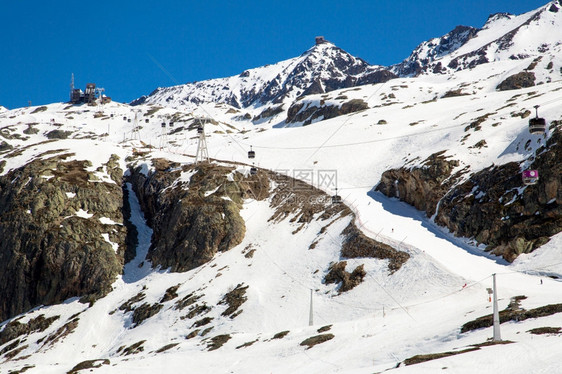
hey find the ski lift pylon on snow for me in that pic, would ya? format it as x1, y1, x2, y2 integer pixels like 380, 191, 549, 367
529, 105, 546, 135
522, 169, 539, 185
248, 146, 255, 159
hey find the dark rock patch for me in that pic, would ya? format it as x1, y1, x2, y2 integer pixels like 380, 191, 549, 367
376, 150, 464, 218
119, 292, 146, 312
272, 330, 290, 340
0, 314, 60, 345
67, 359, 110, 374
461, 299, 562, 333
341, 223, 410, 273
220, 283, 248, 317
131, 303, 163, 327
496, 72, 536, 91
207, 334, 231, 351
117, 340, 145, 356
300, 333, 334, 349
155, 343, 179, 353
192, 316, 213, 328
528, 327, 561, 335
160, 284, 181, 303
324, 261, 366, 292
45, 130, 73, 139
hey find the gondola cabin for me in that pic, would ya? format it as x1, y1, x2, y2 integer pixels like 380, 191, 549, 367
522, 169, 539, 185
529, 105, 546, 135
161, 122, 166, 128
529, 117, 546, 135
145, 119, 149, 123
197, 125, 204, 134
332, 188, 342, 204
248, 146, 255, 159
250, 167, 257, 175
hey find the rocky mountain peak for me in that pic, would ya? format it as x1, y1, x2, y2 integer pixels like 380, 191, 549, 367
390, 24, 478, 76
391, 0, 562, 76
133, 38, 394, 113
483, 12, 515, 29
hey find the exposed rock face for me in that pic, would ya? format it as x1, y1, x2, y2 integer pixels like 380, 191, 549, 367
127, 160, 266, 272
391, 25, 479, 76
0, 154, 126, 321
324, 261, 366, 293
496, 71, 536, 91
286, 98, 369, 125
376, 151, 465, 217
341, 223, 410, 272
377, 123, 562, 261
435, 123, 562, 261
133, 42, 395, 111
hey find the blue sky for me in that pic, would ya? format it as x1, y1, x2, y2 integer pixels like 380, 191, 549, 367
0, 0, 549, 109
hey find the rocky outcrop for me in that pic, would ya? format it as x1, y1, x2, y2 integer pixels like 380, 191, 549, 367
127, 160, 267, 272
391, 25, 479, 76
377, 123, 562, 261
286, 99, 368, 125
496, 71, 536, 91
376, 151, 465, 217
134, 42, 394, 111
435, 123, 562, 261
0, 153, 126, 321
324, 261, 366, 292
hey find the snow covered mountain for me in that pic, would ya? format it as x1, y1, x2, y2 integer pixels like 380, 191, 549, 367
1, 1, 562, 373
132, 40, 395, 114
391, 0, 562, 76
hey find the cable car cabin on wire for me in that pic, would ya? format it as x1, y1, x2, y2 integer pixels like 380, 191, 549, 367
248, 146, 255, 159
332, 188, 342, 204
522, 170, 539, 185
529, 105, 546, 135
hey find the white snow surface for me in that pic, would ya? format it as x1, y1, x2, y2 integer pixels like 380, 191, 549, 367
1, 3, 562, 373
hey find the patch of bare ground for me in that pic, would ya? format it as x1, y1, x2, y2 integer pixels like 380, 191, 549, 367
131, 303, 163, 327
236, 339, 259, 349
116, 340, 146, 356
174, 293, 201, 311
0, 314, 60, 345
461, 296, 562, 333
300, 333, 335, 349
271, 330, 290, 340
155, 343, 179, 353
324, 261, 366, 292
160, 284, 180, 302
527, 327, 561, 335
403, 340, 513, 366
207, 334, 231, 351
341, 223, 410, 272
220, 284, 248, 318
66, 359, 110, 374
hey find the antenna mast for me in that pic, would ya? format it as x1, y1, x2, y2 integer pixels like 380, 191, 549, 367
70, 73, 75, 102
